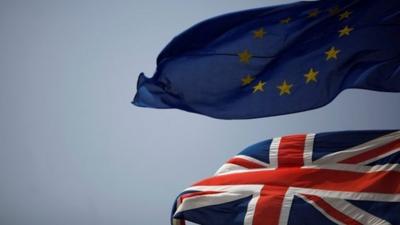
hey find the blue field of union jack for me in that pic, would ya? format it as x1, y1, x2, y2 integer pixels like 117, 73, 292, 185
172, 130, 400, 225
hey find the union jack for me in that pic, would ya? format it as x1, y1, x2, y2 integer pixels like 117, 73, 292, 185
171, 130, 400, 225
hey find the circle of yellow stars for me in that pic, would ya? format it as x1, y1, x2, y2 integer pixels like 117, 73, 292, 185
237, 4, 354, 97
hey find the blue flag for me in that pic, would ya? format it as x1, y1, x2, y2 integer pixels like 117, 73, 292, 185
133, 0, 400, 119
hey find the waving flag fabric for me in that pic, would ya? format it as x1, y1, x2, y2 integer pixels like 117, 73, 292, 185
133, 0, 400, 119
172, 130, 400, 225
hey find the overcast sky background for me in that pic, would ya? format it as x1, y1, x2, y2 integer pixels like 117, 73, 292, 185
0, 1, 399, 225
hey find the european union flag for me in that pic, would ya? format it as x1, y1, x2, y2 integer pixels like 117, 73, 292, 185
133, 0, 400, 119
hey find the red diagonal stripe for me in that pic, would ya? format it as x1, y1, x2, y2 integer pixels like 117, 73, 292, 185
303, 194, 362, 225
340, 139, 400, 164
278, 134, 306, 167
180, 191, 221, 203
227, 157, 265, 169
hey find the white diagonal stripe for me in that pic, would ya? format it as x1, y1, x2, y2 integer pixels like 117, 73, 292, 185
295, 194, 346, 225
304, 163, 400, 173
235, 155, 269, 167
216, 155, 269, 175
177, 185, 263, 222
359, 147, 400, 165
290, 187, 400, 202
296, 195, 347, 225
323, 198, 391, 225
175, 192, 251, 215
314, 131, 400, 165
215, 163, 247, 175
184, 185, 263, 194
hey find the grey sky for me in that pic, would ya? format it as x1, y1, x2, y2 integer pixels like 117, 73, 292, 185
0, 0, 399, 225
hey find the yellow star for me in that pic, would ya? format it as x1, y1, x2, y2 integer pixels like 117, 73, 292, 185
304, 68, 319, 83
238, 50, 252, 64
277, 80, 293, 95
280, 17, 291, 24
325, 46, 340, 60
339, 11, 352, 21
308, 9, 320, 18
328, 5, 340, 15
253, 80, 266, 93
338, 25, 354, 37
253, 28, 266, 39
241, 74, 254, 86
